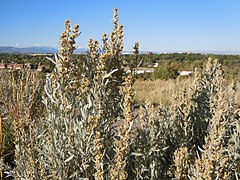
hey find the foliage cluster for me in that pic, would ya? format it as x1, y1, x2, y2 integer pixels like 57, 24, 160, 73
0, 53, 53, 66
140, 53, 240, 81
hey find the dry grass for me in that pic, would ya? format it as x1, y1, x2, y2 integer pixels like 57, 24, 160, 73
134, 77, 240, 107
134, 77, 194, 106
237, 85, 240, 107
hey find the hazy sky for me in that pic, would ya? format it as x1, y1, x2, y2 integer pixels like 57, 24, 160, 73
1, 0, 240, 52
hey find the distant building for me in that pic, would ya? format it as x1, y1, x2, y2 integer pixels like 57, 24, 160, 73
125, 68, 154, 74
153, 63, 158, 67
0, 63, 45, 71
136, 69, 154, 74
7, 64, 14, 69
14, 64, 24, 70
179, 71, 192, 76
6, 64, 24, 70
146, 51, 153, 55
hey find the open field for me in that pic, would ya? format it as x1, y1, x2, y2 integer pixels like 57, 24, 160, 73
134, 77, 240, 107
134, 77, 194, 106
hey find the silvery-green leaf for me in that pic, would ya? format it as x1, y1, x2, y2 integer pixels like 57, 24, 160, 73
102, 69, 118, 79
64, 154, 74, 163
131, 153, 143, 156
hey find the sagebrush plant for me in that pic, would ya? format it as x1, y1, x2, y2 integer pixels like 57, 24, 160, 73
172, 59, 240, 179
0, 116, 2, 179
37, 8, 139, 179
0, 69, 44, 179
0, 8, 239, 180
11, 70, 43, 179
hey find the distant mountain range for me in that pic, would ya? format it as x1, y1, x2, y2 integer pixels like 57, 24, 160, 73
0, 46, 240, 55
0, 46, 87, 54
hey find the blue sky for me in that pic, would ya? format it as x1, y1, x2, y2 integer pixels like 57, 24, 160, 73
1, 0, 240, 52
